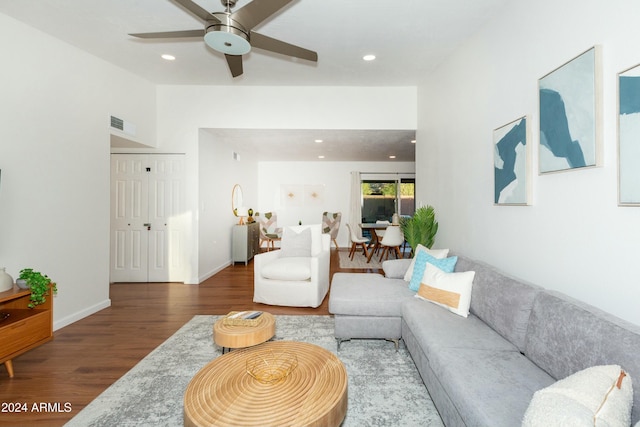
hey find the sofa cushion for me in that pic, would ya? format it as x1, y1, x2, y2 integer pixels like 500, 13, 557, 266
329, 273, 414, 317
522, 365, 632, 427
402, 298, 519, 356
429, 346, 555, 427
260, 257, 311, 281
279, 227, 311, 258
525, 290, 640, 423
454, 255, 541, 353
404, 244, 450, 282
415, 264, 474, 317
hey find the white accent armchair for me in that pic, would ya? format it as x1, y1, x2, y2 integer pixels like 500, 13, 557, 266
253, 224, 330, 308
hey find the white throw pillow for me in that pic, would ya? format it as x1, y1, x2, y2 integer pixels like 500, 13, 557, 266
285, 224, 322, 256
279, 227, 312, 258
261, 258, 312, 281
522, 365, 633, 427
415, 263, 474, 317
404, 244, 450, 282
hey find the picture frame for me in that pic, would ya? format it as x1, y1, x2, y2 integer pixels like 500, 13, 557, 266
304, 184, 325, 206
618, 62, 640, 206
538, 46, 602, 174
493, 115, 531, 205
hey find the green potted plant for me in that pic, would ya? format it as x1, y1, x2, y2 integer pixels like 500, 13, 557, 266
16, 268, 57, 308
400, 205, 439, 256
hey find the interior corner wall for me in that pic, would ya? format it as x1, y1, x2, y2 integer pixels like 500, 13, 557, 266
156, 85, 417, 283
198, 130, 259, 281
257, 161, 416, 248
416, 0, 640, 325
0, 13, 157, 329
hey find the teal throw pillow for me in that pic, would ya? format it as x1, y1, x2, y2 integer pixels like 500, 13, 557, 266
408, 252, 458, 292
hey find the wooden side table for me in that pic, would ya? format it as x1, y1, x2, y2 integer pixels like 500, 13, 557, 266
213, 312, 275, 353
184, 341, 348, 427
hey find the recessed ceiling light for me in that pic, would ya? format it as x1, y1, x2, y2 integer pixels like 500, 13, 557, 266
161, 54, 176, 61
363, 54, 376, 61
411, 139, 416, 144
389, 155, 396, 159
315, 139, 323, 143
318, 155, 325, 159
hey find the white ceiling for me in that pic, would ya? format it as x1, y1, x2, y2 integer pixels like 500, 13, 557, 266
0, 0, 510, 161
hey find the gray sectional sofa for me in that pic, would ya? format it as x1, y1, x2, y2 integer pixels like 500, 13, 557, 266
328, 253, 640, 426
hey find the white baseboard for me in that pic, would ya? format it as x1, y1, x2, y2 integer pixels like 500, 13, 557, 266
197, 261, 232, 284
53, 298, 111, 331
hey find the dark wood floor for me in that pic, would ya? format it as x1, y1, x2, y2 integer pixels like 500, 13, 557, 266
0, 248, 380, 427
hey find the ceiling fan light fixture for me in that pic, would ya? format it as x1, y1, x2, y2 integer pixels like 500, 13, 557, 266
204, 25, 250, 55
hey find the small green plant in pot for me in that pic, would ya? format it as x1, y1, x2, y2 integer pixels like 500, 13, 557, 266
400, 205, 439, 256
17, 268, 58, 309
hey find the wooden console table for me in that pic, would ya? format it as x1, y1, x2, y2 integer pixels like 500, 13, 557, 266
184, 341, 348, 427
0, 286, 53, 377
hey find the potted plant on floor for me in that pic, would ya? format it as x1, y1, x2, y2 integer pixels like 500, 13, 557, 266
16, 268, 58, 308
400, 205, 439, 256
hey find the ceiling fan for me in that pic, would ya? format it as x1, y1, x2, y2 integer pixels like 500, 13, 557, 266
129, 0, 318, 77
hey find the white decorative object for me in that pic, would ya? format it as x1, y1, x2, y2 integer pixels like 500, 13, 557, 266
0, 268, 13, 292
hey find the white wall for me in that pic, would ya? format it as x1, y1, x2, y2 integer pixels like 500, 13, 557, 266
198, 130, 259, 281
417, 0, 640, 325
257, 161, 415, 248
156, 85, 417, 282
0, 14, 157, 329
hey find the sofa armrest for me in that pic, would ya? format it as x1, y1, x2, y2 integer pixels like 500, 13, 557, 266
382, 258, 412, 279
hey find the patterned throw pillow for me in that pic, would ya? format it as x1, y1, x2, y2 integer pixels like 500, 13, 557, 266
415, 263, 475, 317
408, 251, 458, 292
404, 244, 450, 282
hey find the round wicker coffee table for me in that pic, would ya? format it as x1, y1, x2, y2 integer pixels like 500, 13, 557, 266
184, 341, 348, 427
213, 312, 276, 352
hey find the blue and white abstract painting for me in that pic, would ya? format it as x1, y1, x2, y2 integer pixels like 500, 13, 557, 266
494, 116, 529, 205
539, 47, 599, 173
618, 64, 640, 205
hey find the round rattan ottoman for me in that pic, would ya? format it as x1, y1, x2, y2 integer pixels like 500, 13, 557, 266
213, 312, 276, 352
184, 341, 348, 427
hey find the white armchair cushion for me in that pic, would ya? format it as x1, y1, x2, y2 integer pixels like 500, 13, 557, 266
261, 257, 312, 281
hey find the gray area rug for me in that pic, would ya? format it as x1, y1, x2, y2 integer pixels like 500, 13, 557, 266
64, 315, 443, 427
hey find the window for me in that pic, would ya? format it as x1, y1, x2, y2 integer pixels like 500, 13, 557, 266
361, 176, 415, 223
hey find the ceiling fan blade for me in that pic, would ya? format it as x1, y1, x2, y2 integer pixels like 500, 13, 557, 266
129, 29, 205, 39
172, 0, 220, 23
225, 54, 244, 77
231, 0, 294, 31
250, 32, 317, 62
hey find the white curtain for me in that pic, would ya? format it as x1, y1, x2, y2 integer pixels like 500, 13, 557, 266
349, 171, 363, 238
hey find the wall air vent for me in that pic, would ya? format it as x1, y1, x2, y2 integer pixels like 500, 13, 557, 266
110, 115, 137, 137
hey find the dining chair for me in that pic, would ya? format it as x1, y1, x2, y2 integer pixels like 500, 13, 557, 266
255, 212, 282, 251
371, 219, 390, 256
322, 211, 341, 249
346, 223, 370, 260
377, 225, 405, 261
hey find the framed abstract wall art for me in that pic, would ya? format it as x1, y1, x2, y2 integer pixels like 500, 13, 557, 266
618, 63, 640, 206
538, 46, 602, 174
494, 116, 531, 205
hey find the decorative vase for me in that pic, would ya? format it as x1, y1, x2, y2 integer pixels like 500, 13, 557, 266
0, 268, 14, 292
392, 213, 400, 225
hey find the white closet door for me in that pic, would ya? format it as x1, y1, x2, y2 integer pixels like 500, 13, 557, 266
110, 154, 185, 282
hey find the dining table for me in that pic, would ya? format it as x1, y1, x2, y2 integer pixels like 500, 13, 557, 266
359, 223, 393, 262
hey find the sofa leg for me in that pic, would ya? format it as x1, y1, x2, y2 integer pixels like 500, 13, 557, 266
386, 338, 400, 351
336, 338, 350, 350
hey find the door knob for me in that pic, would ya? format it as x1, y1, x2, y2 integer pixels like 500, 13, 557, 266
144, 223, 151, 230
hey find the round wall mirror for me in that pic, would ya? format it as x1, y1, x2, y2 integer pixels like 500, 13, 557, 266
231, 184, 243, 216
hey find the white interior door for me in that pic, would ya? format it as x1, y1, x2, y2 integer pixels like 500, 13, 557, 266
110, 154, 185, 283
